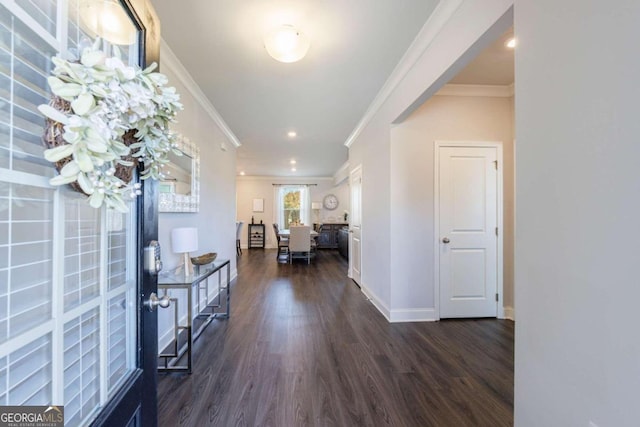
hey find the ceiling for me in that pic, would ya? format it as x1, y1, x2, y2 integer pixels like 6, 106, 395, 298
151, 0, 439, 177
151, 2, 514, 177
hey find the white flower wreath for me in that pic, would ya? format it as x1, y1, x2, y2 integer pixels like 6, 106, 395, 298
38, 39, 183, 212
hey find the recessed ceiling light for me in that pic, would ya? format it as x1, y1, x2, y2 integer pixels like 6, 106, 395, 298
240, 171, 245, 176
287, 131, 297, 138
290, 159, 296, 165
506, 37, 517, 49
291, 167, 297, 172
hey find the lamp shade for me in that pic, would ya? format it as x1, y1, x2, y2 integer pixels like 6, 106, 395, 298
264, 25, 310, 63
311, 202, 322, 210
171, 227, 198, 253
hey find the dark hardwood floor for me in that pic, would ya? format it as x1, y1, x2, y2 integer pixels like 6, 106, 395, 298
158, 249, 514, 426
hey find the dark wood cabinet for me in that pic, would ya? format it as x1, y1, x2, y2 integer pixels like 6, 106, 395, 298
337, 227, 349, 259
314, 223, 348, 249
248, 224, 265, 248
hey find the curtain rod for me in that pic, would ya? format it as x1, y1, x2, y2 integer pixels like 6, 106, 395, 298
272, 183, 317, 187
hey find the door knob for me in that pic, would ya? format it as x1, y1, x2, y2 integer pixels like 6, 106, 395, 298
442, 237, 450, 244
146, 292, 171, 311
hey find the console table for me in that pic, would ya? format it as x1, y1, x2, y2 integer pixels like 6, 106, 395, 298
157, 259, 230, 373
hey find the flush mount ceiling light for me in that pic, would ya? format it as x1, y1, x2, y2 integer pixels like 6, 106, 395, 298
80, 0, 137, 45
287, 131, 297, 138
506, 37, 517, 49
264, 25, 310, 63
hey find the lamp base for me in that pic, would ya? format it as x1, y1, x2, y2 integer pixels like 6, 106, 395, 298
182, 252, 193, 278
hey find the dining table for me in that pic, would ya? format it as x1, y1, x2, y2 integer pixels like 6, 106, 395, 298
277, 229, 319, 238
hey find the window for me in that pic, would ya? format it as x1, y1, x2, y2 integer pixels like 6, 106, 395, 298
275, 186, 310, 230
0, 1, 139, 425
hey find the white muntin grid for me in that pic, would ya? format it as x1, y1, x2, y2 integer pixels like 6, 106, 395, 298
0, 1, 140, 425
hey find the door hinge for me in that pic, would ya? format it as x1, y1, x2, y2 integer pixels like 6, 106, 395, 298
495, 227, 498, 236
495, 293, 499, 302
493, 160, 498, 170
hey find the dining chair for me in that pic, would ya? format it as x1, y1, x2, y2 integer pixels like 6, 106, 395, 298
288, 226, 312, 264
273, 223, 289, 260
235, 221, 244, 256
272, 223, 288, 241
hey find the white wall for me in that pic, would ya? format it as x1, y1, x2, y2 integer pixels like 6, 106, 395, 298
389, 91, 514, 320
347, 0, 513, 318
514, 0, 640, 426
236, 176, 350, 248
156, 42, 238, 349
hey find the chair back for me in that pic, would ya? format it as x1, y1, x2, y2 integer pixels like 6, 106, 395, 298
289, 226, 311, 252
235, 221, 244, 239
272, 223, 281, 243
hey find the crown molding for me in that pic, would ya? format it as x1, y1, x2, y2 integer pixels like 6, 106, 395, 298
436, 83, 514, 97
333, 161, 350, 186
334, 161, 350, 175
344, 0, 463, 148
160, 39, 241, 147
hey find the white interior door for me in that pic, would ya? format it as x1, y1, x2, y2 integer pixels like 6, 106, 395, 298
437, 145, 500, 318
349, 165, 362, 286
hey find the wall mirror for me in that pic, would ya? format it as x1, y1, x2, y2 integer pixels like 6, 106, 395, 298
159, 135, 200, 212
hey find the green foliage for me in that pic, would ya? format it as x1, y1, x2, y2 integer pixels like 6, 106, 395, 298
283, 190, 300, 209
283, 190, 300, 229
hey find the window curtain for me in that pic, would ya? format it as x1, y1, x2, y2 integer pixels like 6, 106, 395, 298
274, 186, 285, 228
274, 185, 310, 228
299, 186, 310, 225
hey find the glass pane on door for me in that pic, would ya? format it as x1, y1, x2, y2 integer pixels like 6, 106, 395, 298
63, 308, 100, 425
0, 1, 142, 425
106, 210, 136, 396
64, 197, 101, 312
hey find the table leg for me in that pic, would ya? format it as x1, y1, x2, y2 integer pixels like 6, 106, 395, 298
187, 285, 192, 373
226, 263, 230, 317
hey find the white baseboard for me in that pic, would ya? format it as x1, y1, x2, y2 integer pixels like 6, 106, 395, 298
389, 308, 437, 323
503, 306, 515, 321
360, 285, 391, 321
359, 284, 438, 323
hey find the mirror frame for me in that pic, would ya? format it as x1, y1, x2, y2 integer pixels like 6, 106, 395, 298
159, 134, 200, 212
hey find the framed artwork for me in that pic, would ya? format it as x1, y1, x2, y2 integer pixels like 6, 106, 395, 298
253, 198, 264, 212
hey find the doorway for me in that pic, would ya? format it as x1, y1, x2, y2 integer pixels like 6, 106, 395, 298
434, 142, 503, 319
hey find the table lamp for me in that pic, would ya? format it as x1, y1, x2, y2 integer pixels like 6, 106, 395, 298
171, 227, 198, 277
